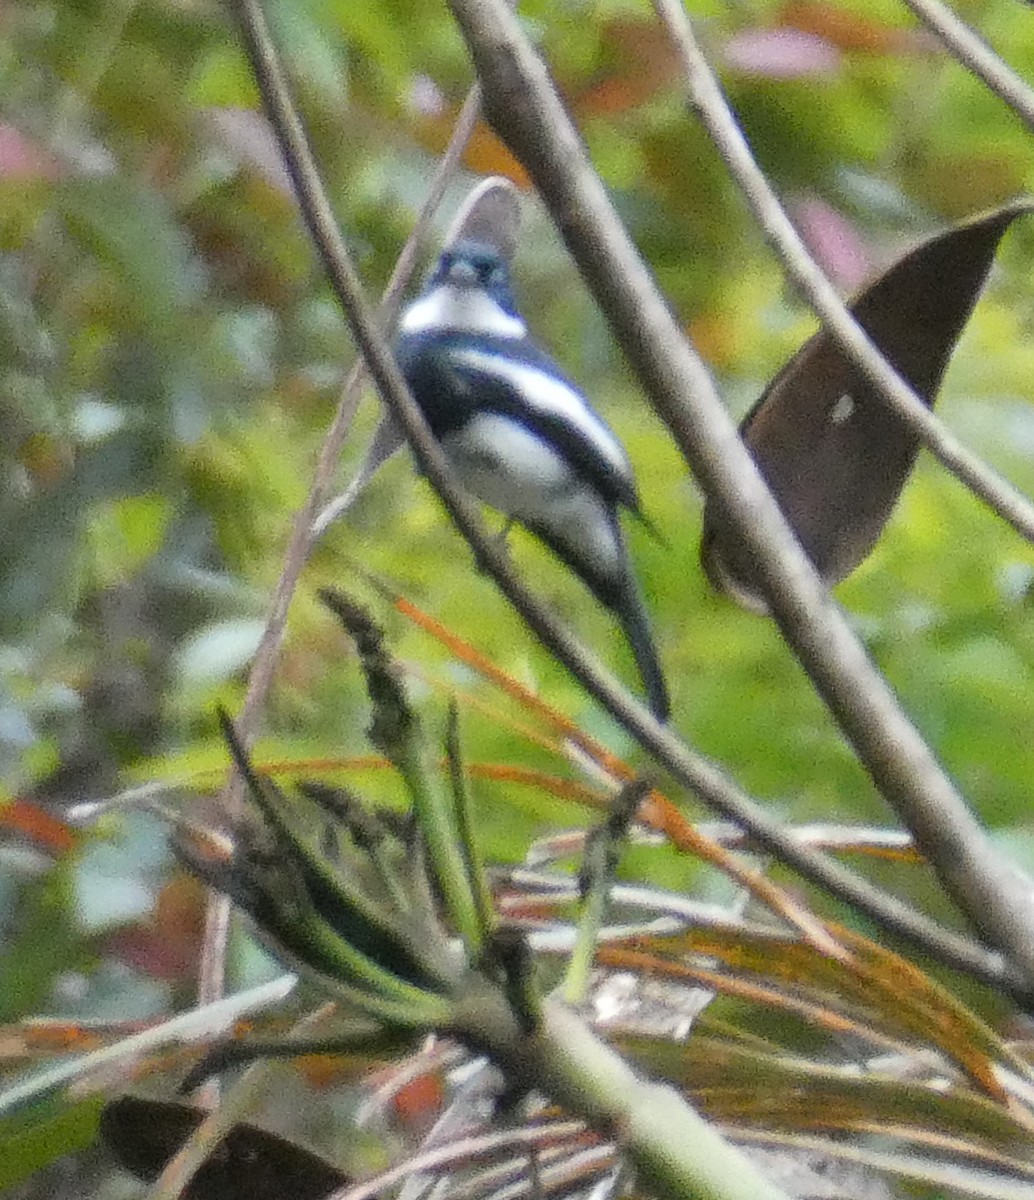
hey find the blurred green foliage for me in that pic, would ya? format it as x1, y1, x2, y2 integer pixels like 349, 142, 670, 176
2, 0, 1034, 1071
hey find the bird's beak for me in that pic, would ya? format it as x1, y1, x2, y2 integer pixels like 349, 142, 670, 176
445, 260, 479, 287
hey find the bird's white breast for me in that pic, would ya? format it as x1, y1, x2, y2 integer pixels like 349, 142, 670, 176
443, 413, 622, 576
450, 348, 633, 488
399, 284, 526, 338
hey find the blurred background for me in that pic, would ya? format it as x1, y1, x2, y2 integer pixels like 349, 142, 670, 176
2, 0, 1034, 1191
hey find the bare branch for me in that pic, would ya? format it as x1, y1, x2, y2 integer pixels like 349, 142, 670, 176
443, 0, 1034, 989
331, 1122, 588, 1200
225, 0, 1034, 1000
900, 0, 1034, 131
196, 39, 481, 1014
652, 0, 1034, 547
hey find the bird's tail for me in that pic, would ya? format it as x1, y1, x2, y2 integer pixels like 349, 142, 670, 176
610, 571, 670, 723
529, 518, 670, 722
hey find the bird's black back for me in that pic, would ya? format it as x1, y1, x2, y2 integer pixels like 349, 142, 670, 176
394, 330, 639, 514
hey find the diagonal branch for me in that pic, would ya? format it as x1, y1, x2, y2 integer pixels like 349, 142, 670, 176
442, 0, 1034, 990
651, 0, 1034, 545
228, 0, 1034, 1003
196, 35, 481, 1012
899, 0, 1034, 131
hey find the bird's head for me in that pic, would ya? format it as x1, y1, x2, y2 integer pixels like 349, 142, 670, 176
397, 240, 527, 340
429, 241, 518, 315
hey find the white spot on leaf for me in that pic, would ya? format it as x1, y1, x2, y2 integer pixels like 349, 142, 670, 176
830, 393, 855, 425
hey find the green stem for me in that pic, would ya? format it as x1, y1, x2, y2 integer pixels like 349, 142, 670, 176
565, 781, 648, 1003
445, 700, 495, 951
517, 999, 793, 1200
563, 876, 607, 1006
393, 739, 483, 954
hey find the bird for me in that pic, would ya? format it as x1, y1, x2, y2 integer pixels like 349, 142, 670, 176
393, 239, 670, 722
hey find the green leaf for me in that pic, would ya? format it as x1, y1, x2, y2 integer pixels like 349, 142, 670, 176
0, 1097, 104, 1192
57, 176, 201, 335
85, 494, 172, 586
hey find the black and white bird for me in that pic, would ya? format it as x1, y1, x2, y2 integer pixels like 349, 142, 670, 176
393, 240, 670, 722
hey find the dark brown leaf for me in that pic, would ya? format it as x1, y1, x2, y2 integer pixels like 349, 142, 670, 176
100, 1096, 348, 1200
701, 201, 1032, 612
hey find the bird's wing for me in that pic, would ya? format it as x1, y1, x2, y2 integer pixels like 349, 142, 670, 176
442, 340, 640, 513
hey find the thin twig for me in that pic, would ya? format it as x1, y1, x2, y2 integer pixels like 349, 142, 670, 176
652, 0, 1034, 547
310, 87, 484, 539
0, 975, 297, 1118
899, 0, 1034, 131
443, 0, 1034, 991
331, 1122, 588, 1200
225, 80, 480, 745
196, 33, 481, 1011
229, 0, 1034, 1001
